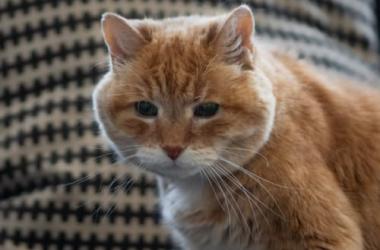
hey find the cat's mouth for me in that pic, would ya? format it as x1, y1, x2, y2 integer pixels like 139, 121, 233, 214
115, 145, 220, 179
129, 156, 202, 179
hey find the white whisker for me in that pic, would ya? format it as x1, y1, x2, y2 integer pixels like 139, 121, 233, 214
221, 146, 270, 168
208, 166, 250, 234
218, 157, 286, 220
61, 174, 92, 187
218, 154, 291, 190
200, 169, 225, 214
215, 163, 272, 227
205, 167, 234, 236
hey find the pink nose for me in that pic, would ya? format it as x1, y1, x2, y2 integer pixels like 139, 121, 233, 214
162, 146, 184, 160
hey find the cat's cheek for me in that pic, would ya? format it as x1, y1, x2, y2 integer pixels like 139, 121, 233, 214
179, 148, 219, 169
124, 119, 150, 135
195, 119, 232, 142
112, 117, 151, 139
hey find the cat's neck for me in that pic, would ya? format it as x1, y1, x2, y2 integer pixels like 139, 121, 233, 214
162, 174, 210, 198
159, 174, 217, 216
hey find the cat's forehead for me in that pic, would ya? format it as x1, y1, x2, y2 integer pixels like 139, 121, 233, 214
140, 18, 222, 69
131, 46, 210, 103
115, 16, 233, 102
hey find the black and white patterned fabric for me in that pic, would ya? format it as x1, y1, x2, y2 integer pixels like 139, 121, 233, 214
1, 1, 379, 250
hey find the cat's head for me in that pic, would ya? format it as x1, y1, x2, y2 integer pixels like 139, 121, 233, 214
93, 5, 276, 179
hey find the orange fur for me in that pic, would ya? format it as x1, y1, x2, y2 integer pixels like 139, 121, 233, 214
93, 6, 380, 250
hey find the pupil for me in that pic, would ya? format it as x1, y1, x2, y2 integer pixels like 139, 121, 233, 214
194, 102, 219, 117
135, 101, 158, 117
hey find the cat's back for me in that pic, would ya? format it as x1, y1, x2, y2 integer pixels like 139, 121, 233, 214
321, 76, 380, 250
275, 53, 380, 249
322, 78, 380, 250
273, 51, 380, 140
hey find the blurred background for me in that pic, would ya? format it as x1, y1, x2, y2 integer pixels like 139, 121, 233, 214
1, 0, 379, 250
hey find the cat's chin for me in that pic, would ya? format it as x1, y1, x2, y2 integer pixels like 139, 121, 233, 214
126, 158, 203, 180
148, 168, 201, 180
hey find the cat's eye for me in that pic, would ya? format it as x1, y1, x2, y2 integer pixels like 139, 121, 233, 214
134, 101, 158, 117
194, 102, 220, 118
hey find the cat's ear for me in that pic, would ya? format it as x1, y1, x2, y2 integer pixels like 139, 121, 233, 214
101, 13, 147, 65
215, 5, 255, 65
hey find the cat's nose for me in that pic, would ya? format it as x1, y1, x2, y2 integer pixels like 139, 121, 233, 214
162, 146, 184, 160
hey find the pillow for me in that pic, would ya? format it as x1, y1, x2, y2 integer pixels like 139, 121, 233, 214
1, 0, 379, 250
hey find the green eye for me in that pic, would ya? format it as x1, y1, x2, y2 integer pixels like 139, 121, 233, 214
194, 102, 220, 118
134, 101, 158, 117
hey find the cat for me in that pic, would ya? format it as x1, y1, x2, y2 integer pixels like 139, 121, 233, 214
93, 5, 380, 250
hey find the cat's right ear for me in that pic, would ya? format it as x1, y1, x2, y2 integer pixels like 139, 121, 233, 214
101, 13, 147, 65
214, 5, 255, 67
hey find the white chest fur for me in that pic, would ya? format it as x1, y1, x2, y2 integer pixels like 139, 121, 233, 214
158, 177, 260, 250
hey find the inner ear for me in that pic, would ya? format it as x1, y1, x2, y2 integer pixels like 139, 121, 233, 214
101, 13, 147, 65
215, 5, 255, 66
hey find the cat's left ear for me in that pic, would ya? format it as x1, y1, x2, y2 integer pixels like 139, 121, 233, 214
215, 5, 255, 66
101, 13, 147, 66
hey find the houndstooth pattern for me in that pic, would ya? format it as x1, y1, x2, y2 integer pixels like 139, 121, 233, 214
1, 0, 379, 250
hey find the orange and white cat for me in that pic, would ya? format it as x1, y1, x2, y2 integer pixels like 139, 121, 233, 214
93, 5, 380, 250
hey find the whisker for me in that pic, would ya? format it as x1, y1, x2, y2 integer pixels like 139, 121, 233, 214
209, 166, 244, 234
93, 151, 116, 161
105, 91, 141, 97
218, 157, 286, 220
205, 167, 234, 236
104, 204, 116, 218
117, 145, 141, 150
220, 146, 270, 168
208, 166, 250, 234
92, 145, 140, 162
218, 154, 292, 190
60, 174, 93, 187
200, 169, 226, 214
212, 163, 266, 230
120, 177, 135, 193
215, 163, 273, 226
